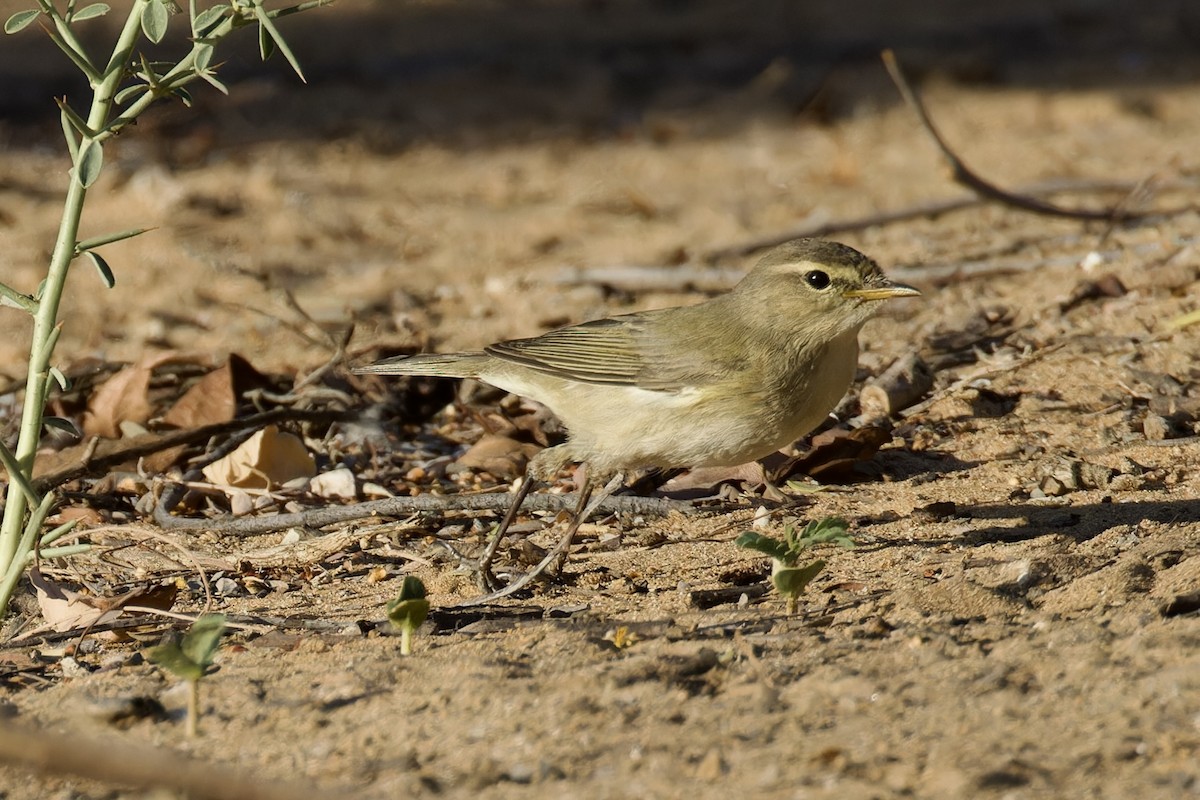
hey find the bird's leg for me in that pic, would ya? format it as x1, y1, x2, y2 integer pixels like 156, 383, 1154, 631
475, 467, 539, 591
456, 469, 624, 606
545, 471, 624, 576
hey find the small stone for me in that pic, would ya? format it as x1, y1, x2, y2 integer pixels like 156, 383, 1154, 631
60, 656, 92, 678
505, 763, 535, 784
213, 577, 243, 596
1143, 414, 1171, 441
695, 749, 727, 781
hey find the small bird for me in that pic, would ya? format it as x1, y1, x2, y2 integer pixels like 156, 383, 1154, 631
356, 238, 919, 601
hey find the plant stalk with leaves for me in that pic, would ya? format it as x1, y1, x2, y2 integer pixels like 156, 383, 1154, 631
0, 0, 329, 618
737, 517, 855, 614
146, 612, 226, 737
387, 577, 430, 657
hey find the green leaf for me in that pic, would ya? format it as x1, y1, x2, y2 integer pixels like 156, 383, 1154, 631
70, 3, 110, 21
4, 9, 40, 33
76, 140, 103, 188
76, 227, 151, 252
198, 70, 229, 95
257, 19, 273, 60
47, 367, 70, 391
194, 42, 213, 71
387, 578, 430, 631
85, 251, 115, 288
147, 614, 225, 680
146, 641, 206, 681
181, 613, 226, 667
735, 531, 791, 563
191, 3, 227, 36
141, 0, 169, 43
252, 2, 305, 82
772, 559, 825, 599
56, 98, 96, 138
397, 576, 426, 602
43, 416, 81, 436
173, 85, 194, 106
113, 84, 144, 106
387, 598, 430, 631
798, 517, 852, 547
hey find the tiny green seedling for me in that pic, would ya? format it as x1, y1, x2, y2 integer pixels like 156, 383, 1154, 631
146, 613, 226, 737
387, 577, 430, 656
736, 517, 855, 614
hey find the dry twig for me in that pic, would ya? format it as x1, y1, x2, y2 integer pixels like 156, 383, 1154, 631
154, 489, 697, 535
30, 407, 347, 494
880, 49, 1173, 224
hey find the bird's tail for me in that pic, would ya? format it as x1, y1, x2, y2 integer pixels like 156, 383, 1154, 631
353, 352, 489, 379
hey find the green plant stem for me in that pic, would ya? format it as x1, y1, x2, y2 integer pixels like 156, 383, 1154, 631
186, 679, 199, 738
0, 0, 148, 598
401, 626, 413, 656
786, 595, 798, 615
0, 493, 56, 615
0, 283, 37, 313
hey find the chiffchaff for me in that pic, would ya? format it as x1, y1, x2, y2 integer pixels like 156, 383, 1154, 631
356, 238, 920, 600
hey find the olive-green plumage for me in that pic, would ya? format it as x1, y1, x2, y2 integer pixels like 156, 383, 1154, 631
357, 238, 919, 481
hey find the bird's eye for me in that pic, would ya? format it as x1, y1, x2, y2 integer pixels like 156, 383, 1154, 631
804, 270, 831, 290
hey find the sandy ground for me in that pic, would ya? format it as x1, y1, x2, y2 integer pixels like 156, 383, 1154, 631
1, 1, 1199, 798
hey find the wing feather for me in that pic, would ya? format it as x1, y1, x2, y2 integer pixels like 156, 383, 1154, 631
485, 304, 743, 392
485, 317, 645, 385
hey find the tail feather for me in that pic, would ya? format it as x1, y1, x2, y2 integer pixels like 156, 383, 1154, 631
354, 352, 488, 379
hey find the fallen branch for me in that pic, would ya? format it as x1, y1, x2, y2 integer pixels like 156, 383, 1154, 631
29, 407, 348, 494
153, 490, 699, 535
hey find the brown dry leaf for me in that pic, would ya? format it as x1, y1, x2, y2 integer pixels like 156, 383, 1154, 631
33, 430, 165, 479
80, 352, 183, 439
771, 426, 891, 484
202, 424, 316, 490
145, 358, 240, 473
45, 506, 103, 527
659, 462, 769, 494
30, 567, 177, 633
160, 353, 270, 429
160, 362, 236, 429
454, 434, 542, 479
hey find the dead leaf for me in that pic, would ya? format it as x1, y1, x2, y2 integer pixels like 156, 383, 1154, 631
146, 354, 272, 473
30, 567, 177, 634
202, 424, 316, 490
160, 353, 269, 429
160, 362, 236, 429
45, 506, 103, 527
659, 462, 769, 494
771, 426, 891, 484
81, 352, 182, 439
454, 434, 541, 479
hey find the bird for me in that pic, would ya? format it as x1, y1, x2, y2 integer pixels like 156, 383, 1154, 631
355, 238, 920, 601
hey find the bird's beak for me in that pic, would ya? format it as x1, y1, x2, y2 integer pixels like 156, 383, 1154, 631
842, 282, 921, 301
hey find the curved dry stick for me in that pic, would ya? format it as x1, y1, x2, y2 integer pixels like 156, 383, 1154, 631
881, 49, 1168, 223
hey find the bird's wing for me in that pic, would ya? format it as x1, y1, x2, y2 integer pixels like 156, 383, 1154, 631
485, 312, 722, 391
485, 317, 645, 386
